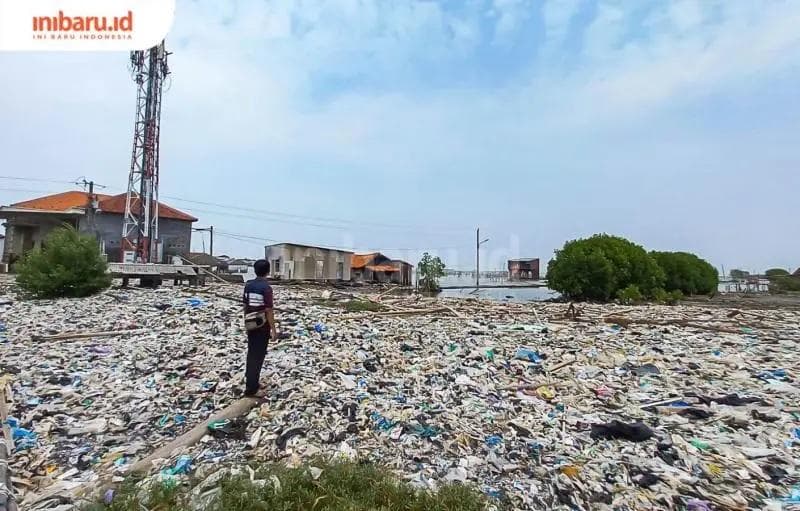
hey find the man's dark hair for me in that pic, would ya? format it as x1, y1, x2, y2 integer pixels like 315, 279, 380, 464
254, 259, 270, 277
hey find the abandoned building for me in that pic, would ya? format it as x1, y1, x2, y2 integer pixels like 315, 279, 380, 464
264, 243, 353, 280
352, 252, 414, 286
508, 258, 540, 280
0, 190, 197, 265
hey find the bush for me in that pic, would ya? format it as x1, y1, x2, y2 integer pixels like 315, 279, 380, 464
765, 268, 790, 278
650, 251, 718, 295
16, 225, 111, 299
617, 284, 643, 304
769, 276, 800, 293
547, 234, 664, 301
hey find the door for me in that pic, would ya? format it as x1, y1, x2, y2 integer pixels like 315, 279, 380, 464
336, 262, 344, 280
315, 260, 324, 280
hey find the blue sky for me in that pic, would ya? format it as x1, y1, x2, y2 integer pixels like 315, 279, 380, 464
1, 0, 799, 271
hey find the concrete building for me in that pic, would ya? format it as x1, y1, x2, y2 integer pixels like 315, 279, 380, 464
264, 243, 353, 281
508, 258, 540, 280
352, 252, 413, 286
227, 258, 255, 274
0, 190, 196, 266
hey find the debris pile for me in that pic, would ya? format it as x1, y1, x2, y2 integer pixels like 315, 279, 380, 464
1, 282, 799, 510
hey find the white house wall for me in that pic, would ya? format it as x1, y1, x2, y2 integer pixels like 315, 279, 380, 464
265, 244, 352, 281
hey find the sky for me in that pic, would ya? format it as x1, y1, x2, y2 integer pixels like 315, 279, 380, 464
1, 0, 799, 272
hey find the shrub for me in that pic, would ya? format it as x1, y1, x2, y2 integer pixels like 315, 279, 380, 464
16, 225, 111, 299
650, 251, 718, 295
547, 234, 664, 301
617, 284, 643, 304
770, 276, 800, 293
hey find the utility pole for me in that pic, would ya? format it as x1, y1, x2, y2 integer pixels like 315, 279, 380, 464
476, 228, 489, 289
476, 229, 479, 289
78, 178, 97, 237
193, 226, 214, 256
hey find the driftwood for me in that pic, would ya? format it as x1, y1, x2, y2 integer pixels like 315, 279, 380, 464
127, 397, 260, 475
350, 307, 453, 319
31, 329, 146, 342
603, 316, 753, 335
75, 396, 262, 500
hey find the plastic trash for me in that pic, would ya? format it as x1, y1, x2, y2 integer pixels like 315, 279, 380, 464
160, 455, 193, 477
590, 421, 654, 442
207, 418, 247, 439
186, 298, 205, 307
514, 347, 542, 363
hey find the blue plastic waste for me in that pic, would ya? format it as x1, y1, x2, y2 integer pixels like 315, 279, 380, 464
104, 489, 115, 504
757, 368, 789, 381
484, 487, 503, 499
314, 323, 327, 333
780, 485, 800, 503
186, 298, 205, 307
11, 424, 38, 450
161, 455, 193, 476
514, 348, 542, 363
485, 435, 503, 447
370, 412, 396, 431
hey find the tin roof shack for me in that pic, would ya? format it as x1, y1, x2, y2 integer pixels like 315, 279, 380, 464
265, 243, 353, 281
0, 190, 196, 266
508, 258, 540, 280
352, 252, 414, 286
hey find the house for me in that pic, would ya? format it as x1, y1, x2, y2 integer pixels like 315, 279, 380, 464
183, 252, 225, 272
508, 258, 540, 280
227, 258, 255, 274
352, 252, 413, 286
0, 190, 196, 265
264, 243, 353, 280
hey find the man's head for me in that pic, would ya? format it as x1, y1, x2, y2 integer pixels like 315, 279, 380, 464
254, 259, 270, 277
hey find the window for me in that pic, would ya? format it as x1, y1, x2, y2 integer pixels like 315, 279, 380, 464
272, 258, 281, 275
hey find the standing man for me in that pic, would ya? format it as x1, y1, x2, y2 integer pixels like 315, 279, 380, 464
242, 259, 277, 397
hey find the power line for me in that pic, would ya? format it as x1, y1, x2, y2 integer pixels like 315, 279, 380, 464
0, 175, 470, 243
215, 229, 461, 252
160, 194, 469, 234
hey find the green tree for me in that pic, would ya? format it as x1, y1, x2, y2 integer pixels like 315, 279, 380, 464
16, 225, 111, 299
730, 269, 749, 279
765, 268, 790, 278
650, 251, 718, 295
547, 234, 665, 301
417, 252, 445, 292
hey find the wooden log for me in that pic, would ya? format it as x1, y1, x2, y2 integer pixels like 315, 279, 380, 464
31, 329, 147, 342
127, 396, 260, 475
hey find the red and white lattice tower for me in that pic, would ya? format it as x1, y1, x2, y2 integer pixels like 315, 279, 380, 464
122, 41, 169, 263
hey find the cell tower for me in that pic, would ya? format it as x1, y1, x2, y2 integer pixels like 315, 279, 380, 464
122, 41, 169, 263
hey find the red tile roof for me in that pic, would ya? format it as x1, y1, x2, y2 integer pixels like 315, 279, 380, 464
11, 191, 111, 212
10, 191, 196, 222
98, 194, 197, 222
